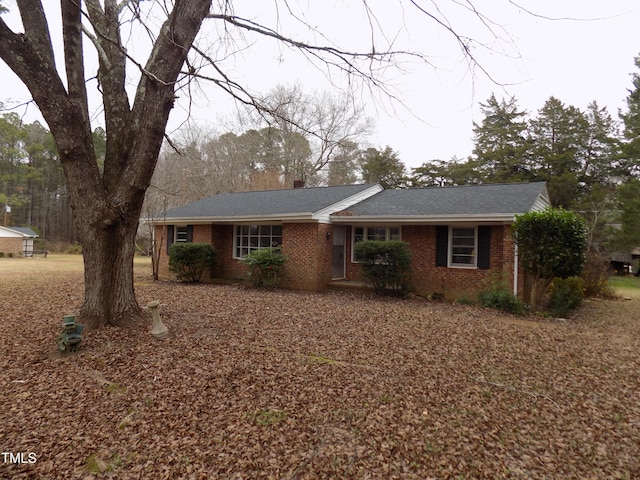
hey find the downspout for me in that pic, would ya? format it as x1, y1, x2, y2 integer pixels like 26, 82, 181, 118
513, 241, 519, 298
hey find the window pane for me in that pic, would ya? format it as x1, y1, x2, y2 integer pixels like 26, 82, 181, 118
453, 228, 474, 238
451, 227, 476, 265
452, 255, 474, 265
235, 224, 282, 258
259, 225, 271, 235
390, 227, 400, 240
367, 227, 386, 241
354, 227, 364, 243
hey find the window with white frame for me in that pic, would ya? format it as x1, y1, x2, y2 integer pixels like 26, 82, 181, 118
449, 226, 476, 267
352, 226, 401, 261
234, 224, 282, 258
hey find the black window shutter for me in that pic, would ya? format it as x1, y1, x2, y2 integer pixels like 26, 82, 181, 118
186, 225, 194, 242
477, 226, 491, 270
167, 225, 174, 255
435, 225, 448, 267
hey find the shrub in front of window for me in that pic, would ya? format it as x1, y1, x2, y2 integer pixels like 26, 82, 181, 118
547, 277, 584, 317
478, 287, 525, 315
354, 240, 412, 297
168, 243, 216, 282
242, 248, 287, 288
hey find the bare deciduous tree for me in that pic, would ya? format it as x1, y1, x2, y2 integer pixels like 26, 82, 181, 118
0, 0, 509, 328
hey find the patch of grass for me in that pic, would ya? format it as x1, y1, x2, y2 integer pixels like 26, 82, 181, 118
85, 455, 103, 474
608, 275, 640, 299
255, 409, 287, 426
85, 452, 123, 474
0, 254, 152, 286
106, 383, 127, 394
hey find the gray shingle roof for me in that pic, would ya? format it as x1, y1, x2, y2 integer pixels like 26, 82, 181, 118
161, 183, 379, 220
335, 182, 549, 217
5, 226, 38, 237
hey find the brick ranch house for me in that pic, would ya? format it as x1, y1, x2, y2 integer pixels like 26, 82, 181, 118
0, 226, 38, 257
152, 181, 550, 301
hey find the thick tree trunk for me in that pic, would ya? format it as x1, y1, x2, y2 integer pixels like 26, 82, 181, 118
1, 0, 213, 329
79, 219, 142, 329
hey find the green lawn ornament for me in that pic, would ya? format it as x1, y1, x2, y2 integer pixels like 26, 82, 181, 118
57, 314, 84, 352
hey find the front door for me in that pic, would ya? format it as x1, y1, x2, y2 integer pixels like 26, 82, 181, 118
332, 226, 346, 280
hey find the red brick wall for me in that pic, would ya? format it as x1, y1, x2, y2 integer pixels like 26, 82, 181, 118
0, 237, 23, 256
156, 222, 334, 291
156, 222, 521, 300
210, 224, 246, 280
343, 224, 519, 301
281, 223, 333, 291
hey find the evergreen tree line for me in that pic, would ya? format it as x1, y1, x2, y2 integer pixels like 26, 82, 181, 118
407, 56, 640, 254
0, 110, 107, 244
411, 95, 628, 208
3, 57, 640, 252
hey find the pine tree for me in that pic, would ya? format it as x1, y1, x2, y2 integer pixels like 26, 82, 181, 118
470, 94, 530, 183
620, 55, 640, 176
528, 97, 589, 208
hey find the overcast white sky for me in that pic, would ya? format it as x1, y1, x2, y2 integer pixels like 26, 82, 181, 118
1, 1, 639, 170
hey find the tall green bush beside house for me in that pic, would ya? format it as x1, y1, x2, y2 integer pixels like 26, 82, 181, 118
354, 240, 412, 296
513, 208, 586, 310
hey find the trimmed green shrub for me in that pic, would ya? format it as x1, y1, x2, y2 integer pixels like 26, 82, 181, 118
168, 243, 216, 282
354, 240, 412, 296
0, 252, 4, 258
478, 287, 525, 315
513, 208, 586, 309
547, 277, 584, 317
242, 248, 287, 288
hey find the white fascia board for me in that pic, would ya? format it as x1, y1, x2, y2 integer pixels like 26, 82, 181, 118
0, 226, 26, 237
312, 184, 385, 223
151, 212, 317, 225
330, 214, 517, 224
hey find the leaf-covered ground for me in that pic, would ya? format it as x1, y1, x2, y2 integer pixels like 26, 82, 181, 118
1, 256, 639, 479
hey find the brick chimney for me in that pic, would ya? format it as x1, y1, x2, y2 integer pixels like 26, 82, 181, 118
293, 180, 305, 189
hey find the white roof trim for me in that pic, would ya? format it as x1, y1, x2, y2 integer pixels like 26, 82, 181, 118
330, 214, 518, 224
157, 213, 316, 225
311, 184, 384, 223
0, 226, 38, 237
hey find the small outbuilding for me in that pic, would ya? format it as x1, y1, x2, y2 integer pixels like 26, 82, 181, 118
0, 226, 39, 257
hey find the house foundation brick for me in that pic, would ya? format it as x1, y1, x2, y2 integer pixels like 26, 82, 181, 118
0, 237, 23, 256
